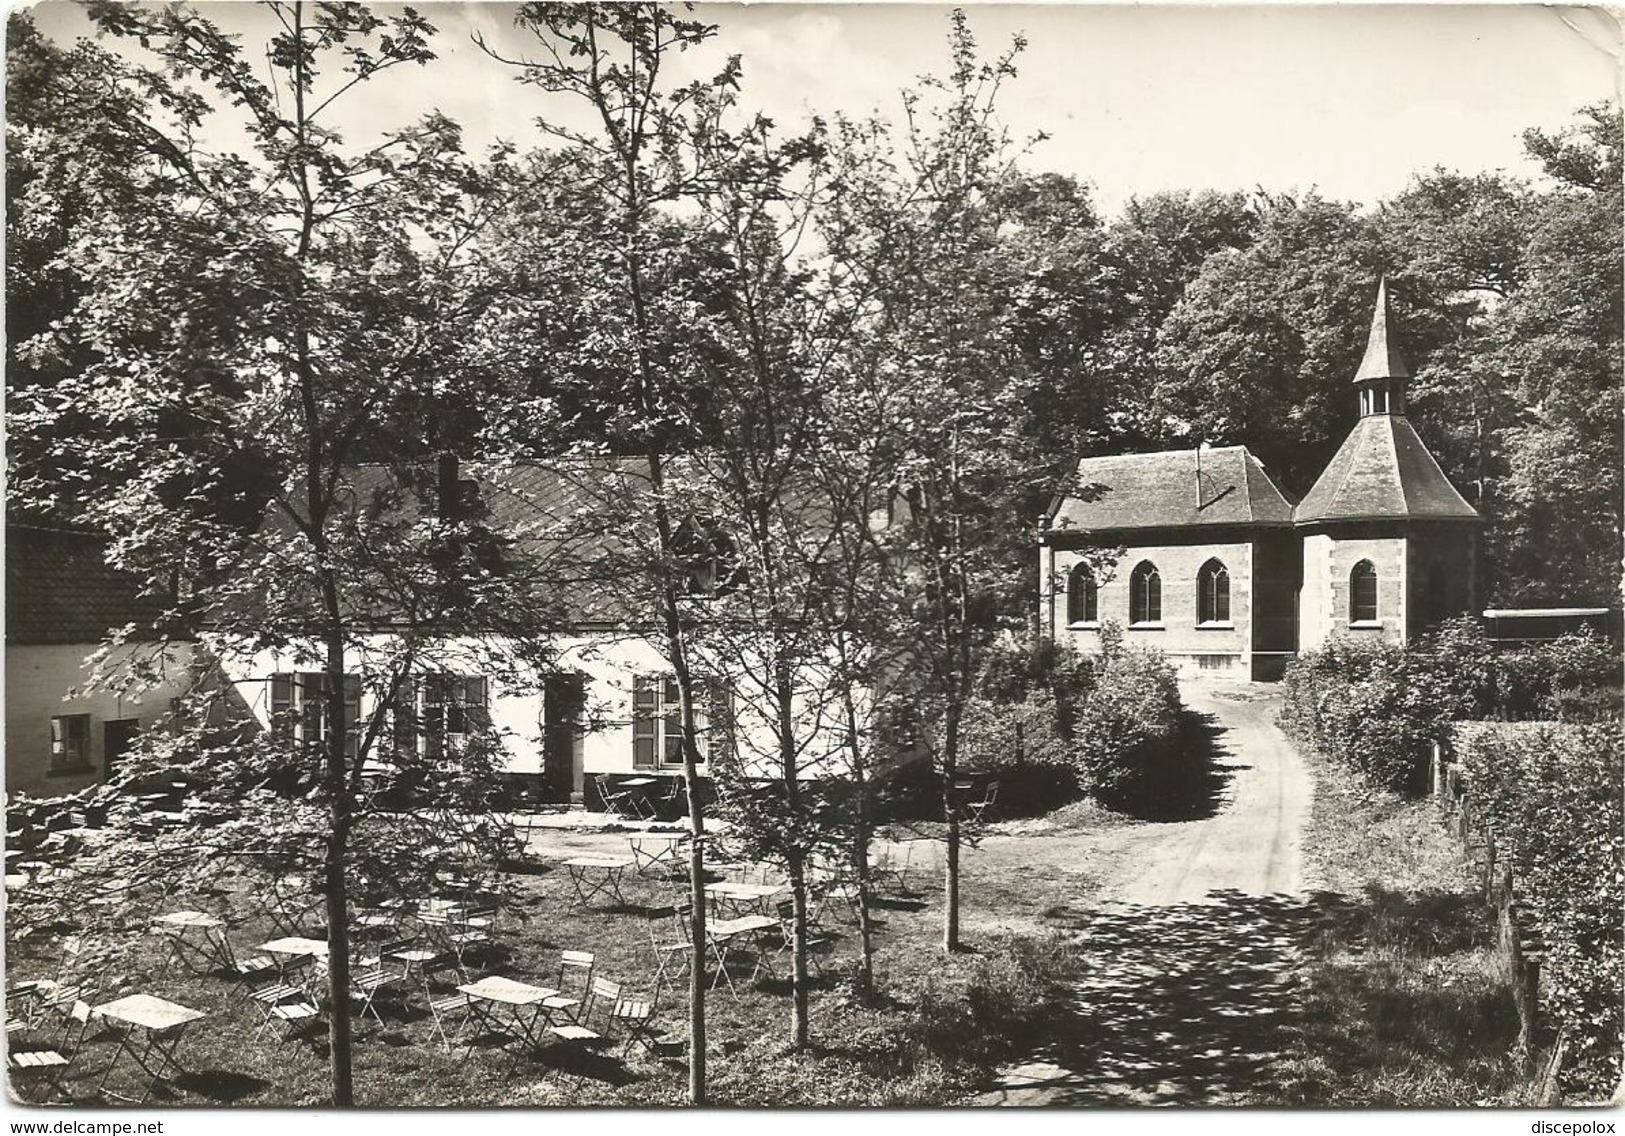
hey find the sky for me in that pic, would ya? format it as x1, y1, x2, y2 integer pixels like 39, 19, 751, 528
20, 2, 1625, 215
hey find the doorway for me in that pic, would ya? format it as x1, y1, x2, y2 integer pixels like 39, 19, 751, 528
542, 676, 585, 804
104, 718, 140, 780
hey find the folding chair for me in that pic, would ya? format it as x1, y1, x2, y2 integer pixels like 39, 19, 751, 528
773, 899, 830, 976
597, 776, 653, 822
596, 978, 658, 1057
964, 783, 1000, 826
9, 1046, 72, 1101
542, 950, 594, 1022
645, 904, 692, 997
247, 954, 317, 1031
347, 959, 401, 1026
547, 979, 604, 1054
426, 989, 473, 1053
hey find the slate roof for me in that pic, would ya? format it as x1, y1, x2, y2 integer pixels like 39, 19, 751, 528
6, 525, 171, 645
1353, 276, 1411, 383
1293, 414, 1479, 525
1045, 446, 1295, 535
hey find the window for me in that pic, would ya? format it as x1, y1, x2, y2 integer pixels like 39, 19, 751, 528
50, 714, 91, 772
1067, 564, 1098, 625
270, 672, 361, 759
1197, 559, 1231, 624
633, 675, 730, 767
1350, 560, 1379, 623
1129, 561, 1161, 625
421, 674, 489, 759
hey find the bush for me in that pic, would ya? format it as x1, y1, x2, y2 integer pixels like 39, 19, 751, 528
1072, 634, 1181, 799
1454, 721, 1624, 1101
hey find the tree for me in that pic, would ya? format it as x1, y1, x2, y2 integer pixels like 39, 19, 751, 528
1484, 106, 1623, 604
836, 9, 1046, 951
478, 2, 747, 1101
7, 1, 558, 1104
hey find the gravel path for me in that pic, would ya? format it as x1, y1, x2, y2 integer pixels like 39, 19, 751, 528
979, 680, 1316, 1106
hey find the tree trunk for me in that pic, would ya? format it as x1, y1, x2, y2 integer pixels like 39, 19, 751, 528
942, 703, 962, 953
321, 632, 354, 1106
788, 856, 810, 1049
683, 764, 706, 1104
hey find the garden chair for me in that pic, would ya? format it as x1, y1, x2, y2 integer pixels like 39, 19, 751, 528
964, 782, 1000, 826
773, 899, 830, 976
8, 1044, 72, 1102
347, 957, 402, 1026
246, 953, 318, 1030
870, 842, 913, 895
261, 998, 323, 1049
595, 978, 657, 1057
543, 950, 595, 1021
644, 904, 692, 996
597, 776, 654, 822
427, 988, 473, 1054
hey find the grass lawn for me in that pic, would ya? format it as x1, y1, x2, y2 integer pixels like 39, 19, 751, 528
5, 821, 1086, 1107
1264, 746, 1534, 1106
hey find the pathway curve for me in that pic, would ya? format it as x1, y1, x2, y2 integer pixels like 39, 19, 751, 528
979, 681, 1318, 1106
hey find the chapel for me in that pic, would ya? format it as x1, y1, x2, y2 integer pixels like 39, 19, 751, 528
1039, 279, 1481, 680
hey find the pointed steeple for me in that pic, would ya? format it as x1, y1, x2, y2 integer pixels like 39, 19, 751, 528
1353, 276, 1410, 383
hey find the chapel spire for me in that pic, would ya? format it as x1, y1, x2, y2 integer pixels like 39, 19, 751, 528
1353, 276, 1408, 416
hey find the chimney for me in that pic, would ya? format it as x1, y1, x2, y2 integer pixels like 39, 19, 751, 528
437, 453, 460, 520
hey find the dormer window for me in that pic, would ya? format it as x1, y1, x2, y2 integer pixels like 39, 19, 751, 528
674, 519, 745, 597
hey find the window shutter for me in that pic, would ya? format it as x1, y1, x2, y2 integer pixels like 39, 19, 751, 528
298, 672, 324, 743
632, 676, 657, 768
392, 676, 418, 758
423, 674, 447, 759
270, 673, 293, 740
705, 678, 732, 762
343, 674, 362, 761
466, 676, 490, 733
51, 715, 65, 757
662, 679, 683, 764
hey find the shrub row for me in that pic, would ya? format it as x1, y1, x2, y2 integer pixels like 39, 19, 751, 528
1452, 721, 1624, 1102
1280, 618, 1618, 793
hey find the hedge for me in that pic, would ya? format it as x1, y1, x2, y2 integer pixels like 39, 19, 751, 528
1280, 617, 1618, 794
1452, 720, 1624, 1101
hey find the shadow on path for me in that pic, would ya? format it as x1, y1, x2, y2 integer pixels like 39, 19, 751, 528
1104, 709, 1248, 824
985, 885, 1502, 1106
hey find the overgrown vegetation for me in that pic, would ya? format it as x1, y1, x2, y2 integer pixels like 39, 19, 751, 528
1277, 745, 1533, 1107
1452, 722, 1624, 1102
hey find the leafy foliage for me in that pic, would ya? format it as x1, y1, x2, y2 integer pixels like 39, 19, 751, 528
1453, 721, 1624, 1101
1281, 617, 1621, 794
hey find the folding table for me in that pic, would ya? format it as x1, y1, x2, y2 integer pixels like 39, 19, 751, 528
456, 976, 561, 1059
562, 856, 633, 907
706, 914, 781, 994
152, 910, 232, 975
705, 880, 784, 917
91, 994, 205, 1103
628, 833, 685, 876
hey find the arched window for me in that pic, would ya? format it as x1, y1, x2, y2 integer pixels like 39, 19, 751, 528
1067, 564, 1098, 625
1425, 562, 1448, 625
1129, 561, 1161, 625
1350, 559, 1379, 623
1198, 558, 1230, 624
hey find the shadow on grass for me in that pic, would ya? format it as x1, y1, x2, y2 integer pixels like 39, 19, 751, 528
171, 1068, 273, 1102
998, 885, 1508, 1105
1101, 710, 1247, 824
